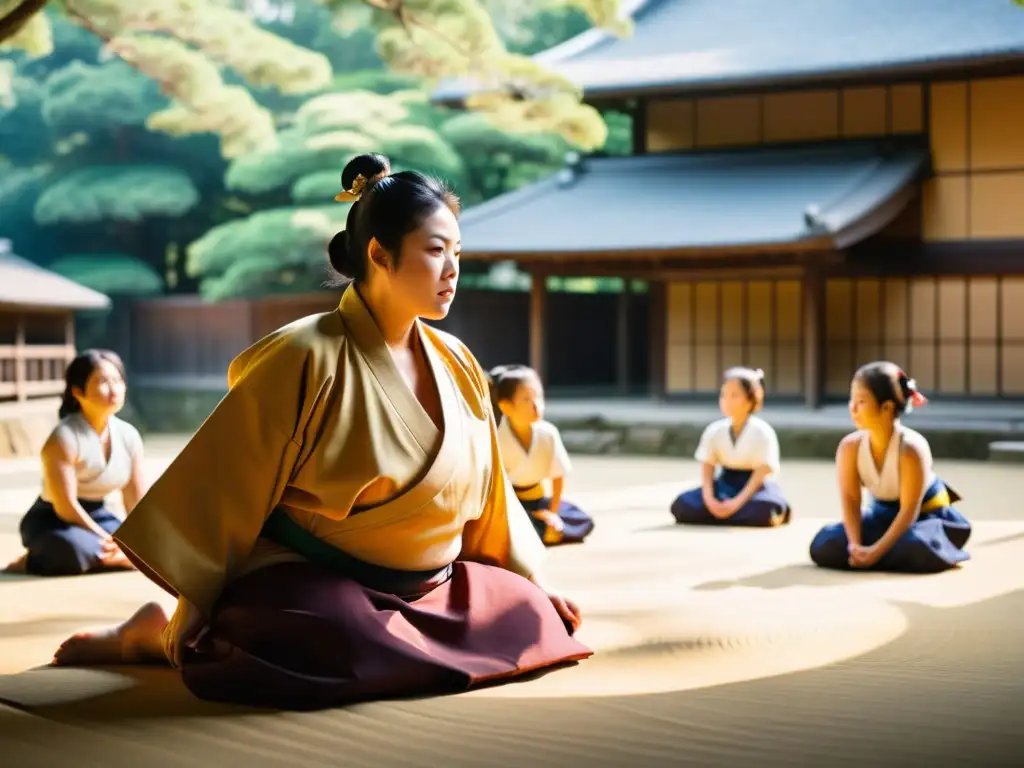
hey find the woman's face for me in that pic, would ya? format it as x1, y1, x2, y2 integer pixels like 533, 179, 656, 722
75, 358, 126, 416
383, 204, 461, 322
848, 377, 893, 431
499, 376, 544, 426
719, 378, 753, 420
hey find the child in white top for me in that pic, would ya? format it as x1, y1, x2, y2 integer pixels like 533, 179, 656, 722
809, 361, 970, 572
490, 365, 594, 546
670, 367, 791, 527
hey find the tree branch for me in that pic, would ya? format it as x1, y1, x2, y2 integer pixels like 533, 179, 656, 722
365, 0, 561, 98
61, 2, 200, 115
0, 0, 48, 41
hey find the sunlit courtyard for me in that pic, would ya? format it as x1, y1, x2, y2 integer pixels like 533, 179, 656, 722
1, 445, 1021, 765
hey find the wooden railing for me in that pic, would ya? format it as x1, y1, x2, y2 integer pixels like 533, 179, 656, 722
0, 343, 74, 400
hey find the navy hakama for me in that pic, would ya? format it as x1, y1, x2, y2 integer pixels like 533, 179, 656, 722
516, 493, 596, 545
671, 468, 792, 527
19, 497, 123, 576
809, 479, 971, 573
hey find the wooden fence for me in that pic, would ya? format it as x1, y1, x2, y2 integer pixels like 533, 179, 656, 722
99, 287, 648, 392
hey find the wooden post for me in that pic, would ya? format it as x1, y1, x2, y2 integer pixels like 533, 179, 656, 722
529, 271, 547, 380
648, 280, 668, 400
64, 311, 76, 363
14, 312, 26, 402
802, 267, 826, 409
615, 281, 631, 394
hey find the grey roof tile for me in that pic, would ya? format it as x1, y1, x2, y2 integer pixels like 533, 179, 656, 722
0, 252, 112, 311
436, 0, 1024, 100
458, 140, 928, 256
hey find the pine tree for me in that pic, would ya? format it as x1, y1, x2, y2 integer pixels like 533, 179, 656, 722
1, 0, 627, 152
1, 1, 629, 301
187, 85, 564, 299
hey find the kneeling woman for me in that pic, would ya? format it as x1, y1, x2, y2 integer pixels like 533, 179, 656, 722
670, 367, 791, 527
809, 362, 970, 573
5, 350, 144, 576
489, 365, 595, 546
52, 153, 589, 711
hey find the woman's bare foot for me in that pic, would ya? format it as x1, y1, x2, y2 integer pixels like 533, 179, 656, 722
2, 552, 28, 573
52, 602, 170, 667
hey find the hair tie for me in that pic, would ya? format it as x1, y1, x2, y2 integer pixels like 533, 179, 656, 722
335, 170, 389, 202
904, 377, 928, 413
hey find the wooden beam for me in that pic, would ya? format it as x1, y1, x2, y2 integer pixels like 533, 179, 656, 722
529, 272, 547, 380
14, 313, 25, 402
840, 239, 1024, 276
531, 264, 812, 281
64, 312, 76, 363
648, 280, 668, 400
802, 268, 826, 409
632, 97, 647, 155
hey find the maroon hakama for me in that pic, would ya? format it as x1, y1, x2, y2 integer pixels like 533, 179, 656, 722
180, 560, 592, 710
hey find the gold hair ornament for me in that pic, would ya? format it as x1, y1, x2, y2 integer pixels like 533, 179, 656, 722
335, 170, 388, 202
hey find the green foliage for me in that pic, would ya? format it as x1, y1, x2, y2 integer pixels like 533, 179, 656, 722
290, 170, 344, 206
34, 165, 200, 224
198, 85, 469, 297
226, 89, 465, 200
225, 126, 375, 196
186, 205, 347, 300
0, 71, 49, 160
2, 0, 630, 302
2, 0, 626, 152
41, 59, 165, 135
47, 252, 164, 295
600, 109, 632, 156
0, 161, 49, 220
331, 69, 422, 95
2, 0, 332, 159
439, 111, 567, 203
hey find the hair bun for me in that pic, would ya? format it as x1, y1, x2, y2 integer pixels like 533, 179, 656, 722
338, 153, 391, 202
327, 230, 355, 279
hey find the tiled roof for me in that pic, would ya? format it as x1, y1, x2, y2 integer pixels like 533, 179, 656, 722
0, 252, 112, 310
436, 0, 1024, 100
458, 139, 928, 257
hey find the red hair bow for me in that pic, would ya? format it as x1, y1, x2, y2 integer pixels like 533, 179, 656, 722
899, 369, 928, 411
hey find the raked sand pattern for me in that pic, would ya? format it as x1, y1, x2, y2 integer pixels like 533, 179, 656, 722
0, 451, 1021, 766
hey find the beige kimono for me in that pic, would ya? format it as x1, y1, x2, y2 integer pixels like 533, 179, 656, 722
114, 285, 546, 628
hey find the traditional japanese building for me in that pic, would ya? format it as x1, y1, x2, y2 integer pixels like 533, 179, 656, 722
436, 0, 1024, 406
0, 240, 110, 456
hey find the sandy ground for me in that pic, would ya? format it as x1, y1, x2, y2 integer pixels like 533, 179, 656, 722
0, 445, 1021, 766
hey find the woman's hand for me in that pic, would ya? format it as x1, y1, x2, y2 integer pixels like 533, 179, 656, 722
716, 498, 741, 517
705, 497, 732, 518
167, 598, 207, 668
98, 539, 134, 569
548, 593, 582, 633
530, 575, 582, 633
848, 543, 883, 569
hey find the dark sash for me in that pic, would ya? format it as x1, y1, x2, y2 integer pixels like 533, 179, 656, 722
261, 508, 452, 598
